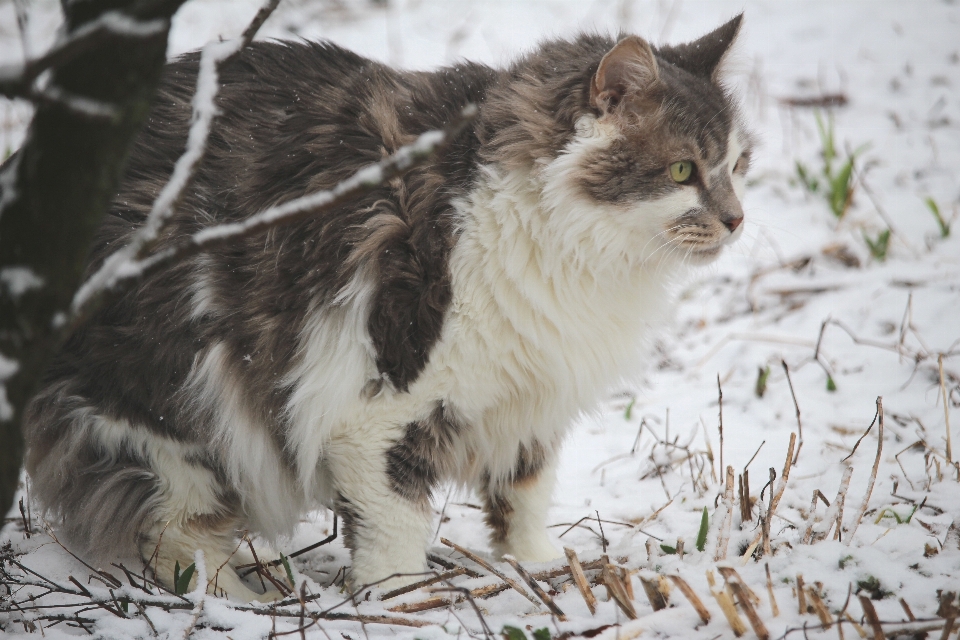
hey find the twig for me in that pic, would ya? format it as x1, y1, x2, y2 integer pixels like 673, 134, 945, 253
782, 360, 804, 464
719, 567, 769, 640
601, 564, 637, 619
719, 374, 725, 478
0, 11, 168, 99
940, 355, 953, 464
716, 466, 735, 561
846, 398, 884, 545
859, 595, 886, 640
563, 547, 597, 615
638, 573, 667, 612
669, 575, 711, 624
707, 570, 747, 637
797, 574, 807, 615
439, 538, 539, 608
765, 564, 779, 617
805, 587, 833, 629
503, 555, 566, 620
380, 568, 464, 601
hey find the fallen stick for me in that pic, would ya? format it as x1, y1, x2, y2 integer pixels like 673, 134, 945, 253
440, 538, 539, 608
380, 568, 466, 601
764, 563, 779, 618
601, 564, 637, 620
805, 586, 834, 628
564, 548, 597, 615
859, 595, 886, 640
668, 575, 711, 624
718, 567, 769, 640
503, 555, 566, 620
638, 573, 667, 612
708, 570, 747, 637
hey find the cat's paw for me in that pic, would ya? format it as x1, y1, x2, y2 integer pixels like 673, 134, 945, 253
497, 534, 563, 563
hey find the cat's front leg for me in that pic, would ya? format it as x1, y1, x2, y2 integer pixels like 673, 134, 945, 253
327, 419, 443, 590
481, 443, 562, 562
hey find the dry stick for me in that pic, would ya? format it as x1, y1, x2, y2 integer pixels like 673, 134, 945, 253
380, 568, 465, 601
718, 567, 769, 640
716, 466, 736, 561
831, 465, 854, 541
753, 433, 798, 557
427, 553, 482, 579
719, 374, 725, 482
503, 555, 566, 620
796, 574, 808, 615
858, 595, 886, 640
940, 355, 953, 464
764, 564, 779, 618
532, 558, 604, 582
439, 538, 539, 608
802, 489, 820, 544
563, 547, 597, 615
638, 573, 667, 612
707, 570, 747, 637
846, 398, 885, 546
782, 360, 804, 464
668, 575, 711, 624
805, 587, 834, 629
601, 564, 637, 619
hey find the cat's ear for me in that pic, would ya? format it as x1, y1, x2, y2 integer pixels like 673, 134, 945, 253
657, 14, 743, 82
590, 36, 659, 115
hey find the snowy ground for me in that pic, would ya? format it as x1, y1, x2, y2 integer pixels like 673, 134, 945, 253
2, 0, 960, 638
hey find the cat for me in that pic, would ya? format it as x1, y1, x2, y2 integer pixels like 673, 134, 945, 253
24, 14, 751, 601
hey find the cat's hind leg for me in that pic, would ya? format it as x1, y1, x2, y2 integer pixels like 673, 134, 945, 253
480, 443, 562, 562
141, 518, 283, 602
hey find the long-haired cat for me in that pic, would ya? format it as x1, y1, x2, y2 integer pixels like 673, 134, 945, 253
25, 15, 751, 601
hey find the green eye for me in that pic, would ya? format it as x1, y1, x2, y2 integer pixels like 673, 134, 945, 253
669, 161, 694, 183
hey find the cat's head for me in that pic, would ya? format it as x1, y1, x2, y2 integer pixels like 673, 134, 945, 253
494, 16, 753, 271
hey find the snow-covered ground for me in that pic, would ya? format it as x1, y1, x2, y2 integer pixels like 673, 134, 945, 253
3, 1, 959, 638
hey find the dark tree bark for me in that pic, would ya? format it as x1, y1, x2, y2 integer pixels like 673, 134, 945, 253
0, 0, 188, 520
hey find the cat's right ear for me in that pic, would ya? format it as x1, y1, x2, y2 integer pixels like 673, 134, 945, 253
590, 36, 659, 115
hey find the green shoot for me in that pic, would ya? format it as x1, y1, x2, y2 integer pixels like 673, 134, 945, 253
925, 197, 950, 238
826, 374, 837, 392
280, 553, 295, 589
532, 628, 552, 640
660, 544, 677, 555
756, 366, 770, 398
862, 228, 891, 262
502, 625, 529, 640
174, 561, 195, 596
796, 112, 867, 219
696, 507, 709, 552
624, 396, 636, 421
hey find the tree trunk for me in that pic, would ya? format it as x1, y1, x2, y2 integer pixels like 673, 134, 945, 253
0, 0, 187, 521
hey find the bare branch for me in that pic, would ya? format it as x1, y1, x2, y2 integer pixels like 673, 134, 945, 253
0, 11, 168, 100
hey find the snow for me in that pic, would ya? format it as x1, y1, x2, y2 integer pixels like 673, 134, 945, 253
0, 266, 44, 300
3, 0, 960, 639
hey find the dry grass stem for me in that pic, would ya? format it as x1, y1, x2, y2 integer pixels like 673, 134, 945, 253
601, 564, 637, 619
844, 612, 868, 638
858, 595, 886, 640
764, 564, 779, 618
831, 465, 854, 541
439, 538, 539, 608
379, 568, 465, 601
563, 547, 597, 615
726, 579, 769, 639
796, 574, 807, 615
503, 555, 566, 620
707, 570, 747, 637
805, 586, 833, 628
940, 354, 953, 463
716, 466, 735, 561
846, 398, 884, 545
668, 575, 711, 624
718, 374, 725, 479
638, 573, 667, 612
782, 360, 804, 464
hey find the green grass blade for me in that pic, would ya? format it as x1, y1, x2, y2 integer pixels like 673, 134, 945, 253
175, 562, 196, 596
280, 553, 295, 588
696, 507, 709, 552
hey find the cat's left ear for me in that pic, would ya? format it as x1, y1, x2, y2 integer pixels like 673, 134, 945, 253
657, 14, 743, 82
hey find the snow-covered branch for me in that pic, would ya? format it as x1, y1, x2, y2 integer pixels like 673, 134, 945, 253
73, 0, 281, 316
0, 10, 168, 100
69, 104, 478, 326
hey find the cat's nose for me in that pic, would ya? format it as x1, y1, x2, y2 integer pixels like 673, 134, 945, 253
723, 215, 743, 232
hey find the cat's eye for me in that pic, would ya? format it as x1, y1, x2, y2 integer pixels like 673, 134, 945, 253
669, 161, 695, 183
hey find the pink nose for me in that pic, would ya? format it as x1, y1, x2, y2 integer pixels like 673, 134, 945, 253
724, 216, 743, 232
